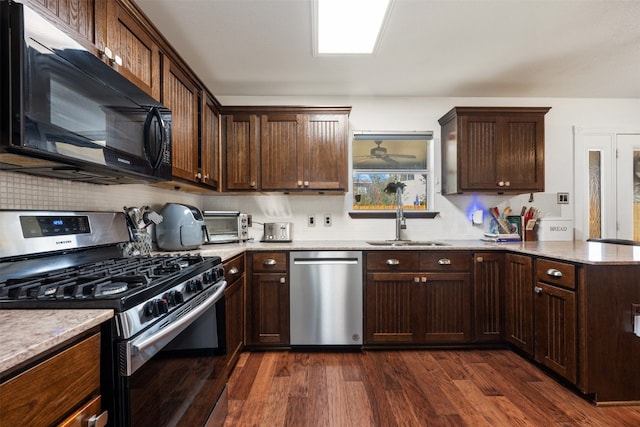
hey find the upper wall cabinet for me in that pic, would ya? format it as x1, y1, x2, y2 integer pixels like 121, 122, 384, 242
439, 107, 551, 194
103, 0, 161, 100
222, 106, 351, 193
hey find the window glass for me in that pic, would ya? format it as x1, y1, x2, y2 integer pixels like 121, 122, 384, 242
352, 133, 431, 210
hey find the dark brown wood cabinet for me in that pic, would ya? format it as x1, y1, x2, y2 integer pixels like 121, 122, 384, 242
224, 254, 245, 372
104, 0, 161, 100
200, 92, 220, 189
473, 252, 505, 343
222, 114, 260, 191
161, 58, 200, 183
222, 106, 350, 193
0, 332, 104, 427
534, 258, 577, 384
505, 253, 535, 355
365, 251, 472, 345
23, 0, 103, 54
247, 252, 289, 346
439, 107, 550, 194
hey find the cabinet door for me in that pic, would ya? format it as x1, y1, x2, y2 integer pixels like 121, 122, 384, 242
413, 272, 472, 343
201, 93, 220, 189
303, 114, 348, 191
223, 114, 260, 190
24, 0, 103, 53
105, 0, 160, 99
501, 114, 545, 192
365, 272, 416, 343
249, 273, 289, 346
261, 113, 304, 190
534, 282, 577, 384
473, 253, 504, 343
162, 59, 200, 182
459, 114, 500, 191
505, 253, 534, 355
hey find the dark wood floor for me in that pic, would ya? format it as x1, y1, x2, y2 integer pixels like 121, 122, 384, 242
223, 349, 640, 427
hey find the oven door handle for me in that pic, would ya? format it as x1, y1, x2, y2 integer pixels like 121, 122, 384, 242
125, 281, 226, 376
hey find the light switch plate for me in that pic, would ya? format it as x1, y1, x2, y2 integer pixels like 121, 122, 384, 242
557, 192, 569, 204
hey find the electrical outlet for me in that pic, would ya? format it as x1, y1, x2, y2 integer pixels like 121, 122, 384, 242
557, 192, 569, 204
324, 214, 332, 227
308, 215, 316, 227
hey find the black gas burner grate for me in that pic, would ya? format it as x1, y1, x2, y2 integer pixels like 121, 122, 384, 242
0, 254, 207, 302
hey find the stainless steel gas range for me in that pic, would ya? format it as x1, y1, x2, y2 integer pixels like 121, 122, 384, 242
0, 210, 228, 427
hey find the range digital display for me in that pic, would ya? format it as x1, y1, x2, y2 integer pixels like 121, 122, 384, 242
20, 215, 91, 238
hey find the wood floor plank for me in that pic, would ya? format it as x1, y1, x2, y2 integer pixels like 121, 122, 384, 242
224, 350, 640, 427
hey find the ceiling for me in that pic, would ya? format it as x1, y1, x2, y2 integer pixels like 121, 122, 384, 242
135, 0, 640, 99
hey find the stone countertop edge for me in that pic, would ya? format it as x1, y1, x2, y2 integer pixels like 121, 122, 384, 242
0, 309, 113, 375
165, 239, 640, 265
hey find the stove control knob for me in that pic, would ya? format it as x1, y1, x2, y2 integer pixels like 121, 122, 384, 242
164, 290, 184, 306
144, 299, 169, 317
203, 271, 213, 285
194, 279, 204, 291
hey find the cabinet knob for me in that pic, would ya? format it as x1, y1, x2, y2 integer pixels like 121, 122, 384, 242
414, 277, 420, 283
101, 46, 113, 60
497, 181, 505, 187
263, 259, 277, 266
204, 174, 210, 180
386, 259, 400, 265
280, 277, 286, 284
476, 256, 484, 263
504, 181, 510, 187
438, 258, 451, 265
250, 181, 256, 187
113, 54, 123, 66
546, 268, 563, 278
304, 181, 309, 187
534, 286, 543, 294
421, 277, 427, 283
196, 172, 202, 179
297, 180, 303, 186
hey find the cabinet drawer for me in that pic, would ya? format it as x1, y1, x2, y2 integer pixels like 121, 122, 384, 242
366, 252, 419, 271
224, 254, 245, 281
0, 333, 100, 427
536, 259, 575, 289
419, 252, 471, 271
252, 252, 287, 272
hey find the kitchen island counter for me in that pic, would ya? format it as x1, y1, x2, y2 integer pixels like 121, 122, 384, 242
0, 309, 113, 375
191, 239, 640, 265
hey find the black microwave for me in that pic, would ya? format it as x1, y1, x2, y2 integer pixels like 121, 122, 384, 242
0, 1, 172, 184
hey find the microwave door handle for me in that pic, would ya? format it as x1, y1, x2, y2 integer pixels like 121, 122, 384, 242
143, 107, 166, 170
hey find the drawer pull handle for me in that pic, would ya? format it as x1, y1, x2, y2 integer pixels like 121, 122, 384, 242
228, 267, 239, 275
534, 286, 543, 294
88, 411, 109, 427
264, 259, 277, 266
546, 268, 563, 278
438, 258, 451, 265
386, 259, 400, 265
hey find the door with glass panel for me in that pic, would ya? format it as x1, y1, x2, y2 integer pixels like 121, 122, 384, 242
575, 129, 640, 241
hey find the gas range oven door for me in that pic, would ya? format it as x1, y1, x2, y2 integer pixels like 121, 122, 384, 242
114, 281, 228, 427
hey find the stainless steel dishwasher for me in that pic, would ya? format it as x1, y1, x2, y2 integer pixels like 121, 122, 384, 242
290, 251, 363, 347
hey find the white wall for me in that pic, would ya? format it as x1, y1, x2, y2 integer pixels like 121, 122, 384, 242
3, 96, 639, 241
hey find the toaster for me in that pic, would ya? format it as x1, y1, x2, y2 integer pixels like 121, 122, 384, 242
261, 222, 292, 242
155, 203, 206, 250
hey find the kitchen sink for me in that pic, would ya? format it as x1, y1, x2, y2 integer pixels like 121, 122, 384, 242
366, 240, 450, 247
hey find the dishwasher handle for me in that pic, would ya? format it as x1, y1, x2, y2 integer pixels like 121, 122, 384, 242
293, 258, 360, 265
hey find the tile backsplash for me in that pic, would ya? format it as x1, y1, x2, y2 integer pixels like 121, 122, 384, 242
0, 171, 201, 211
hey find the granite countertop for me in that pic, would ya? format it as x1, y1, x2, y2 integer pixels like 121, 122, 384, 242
189, 239, 640, 265
0, 309, 113, 376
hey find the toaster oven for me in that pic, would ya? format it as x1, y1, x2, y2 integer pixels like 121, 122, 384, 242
202, 211, 251, 244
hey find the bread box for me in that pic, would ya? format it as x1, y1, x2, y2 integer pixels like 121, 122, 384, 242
537, 217, 574, 241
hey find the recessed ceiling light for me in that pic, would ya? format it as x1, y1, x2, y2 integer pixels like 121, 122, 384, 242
314, 0, 391, 55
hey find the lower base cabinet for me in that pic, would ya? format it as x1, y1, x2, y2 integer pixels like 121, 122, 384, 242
224, 254, 245, 372
0, 332, 104, 427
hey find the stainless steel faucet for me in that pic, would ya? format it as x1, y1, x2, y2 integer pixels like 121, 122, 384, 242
395, 186, 406, 241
